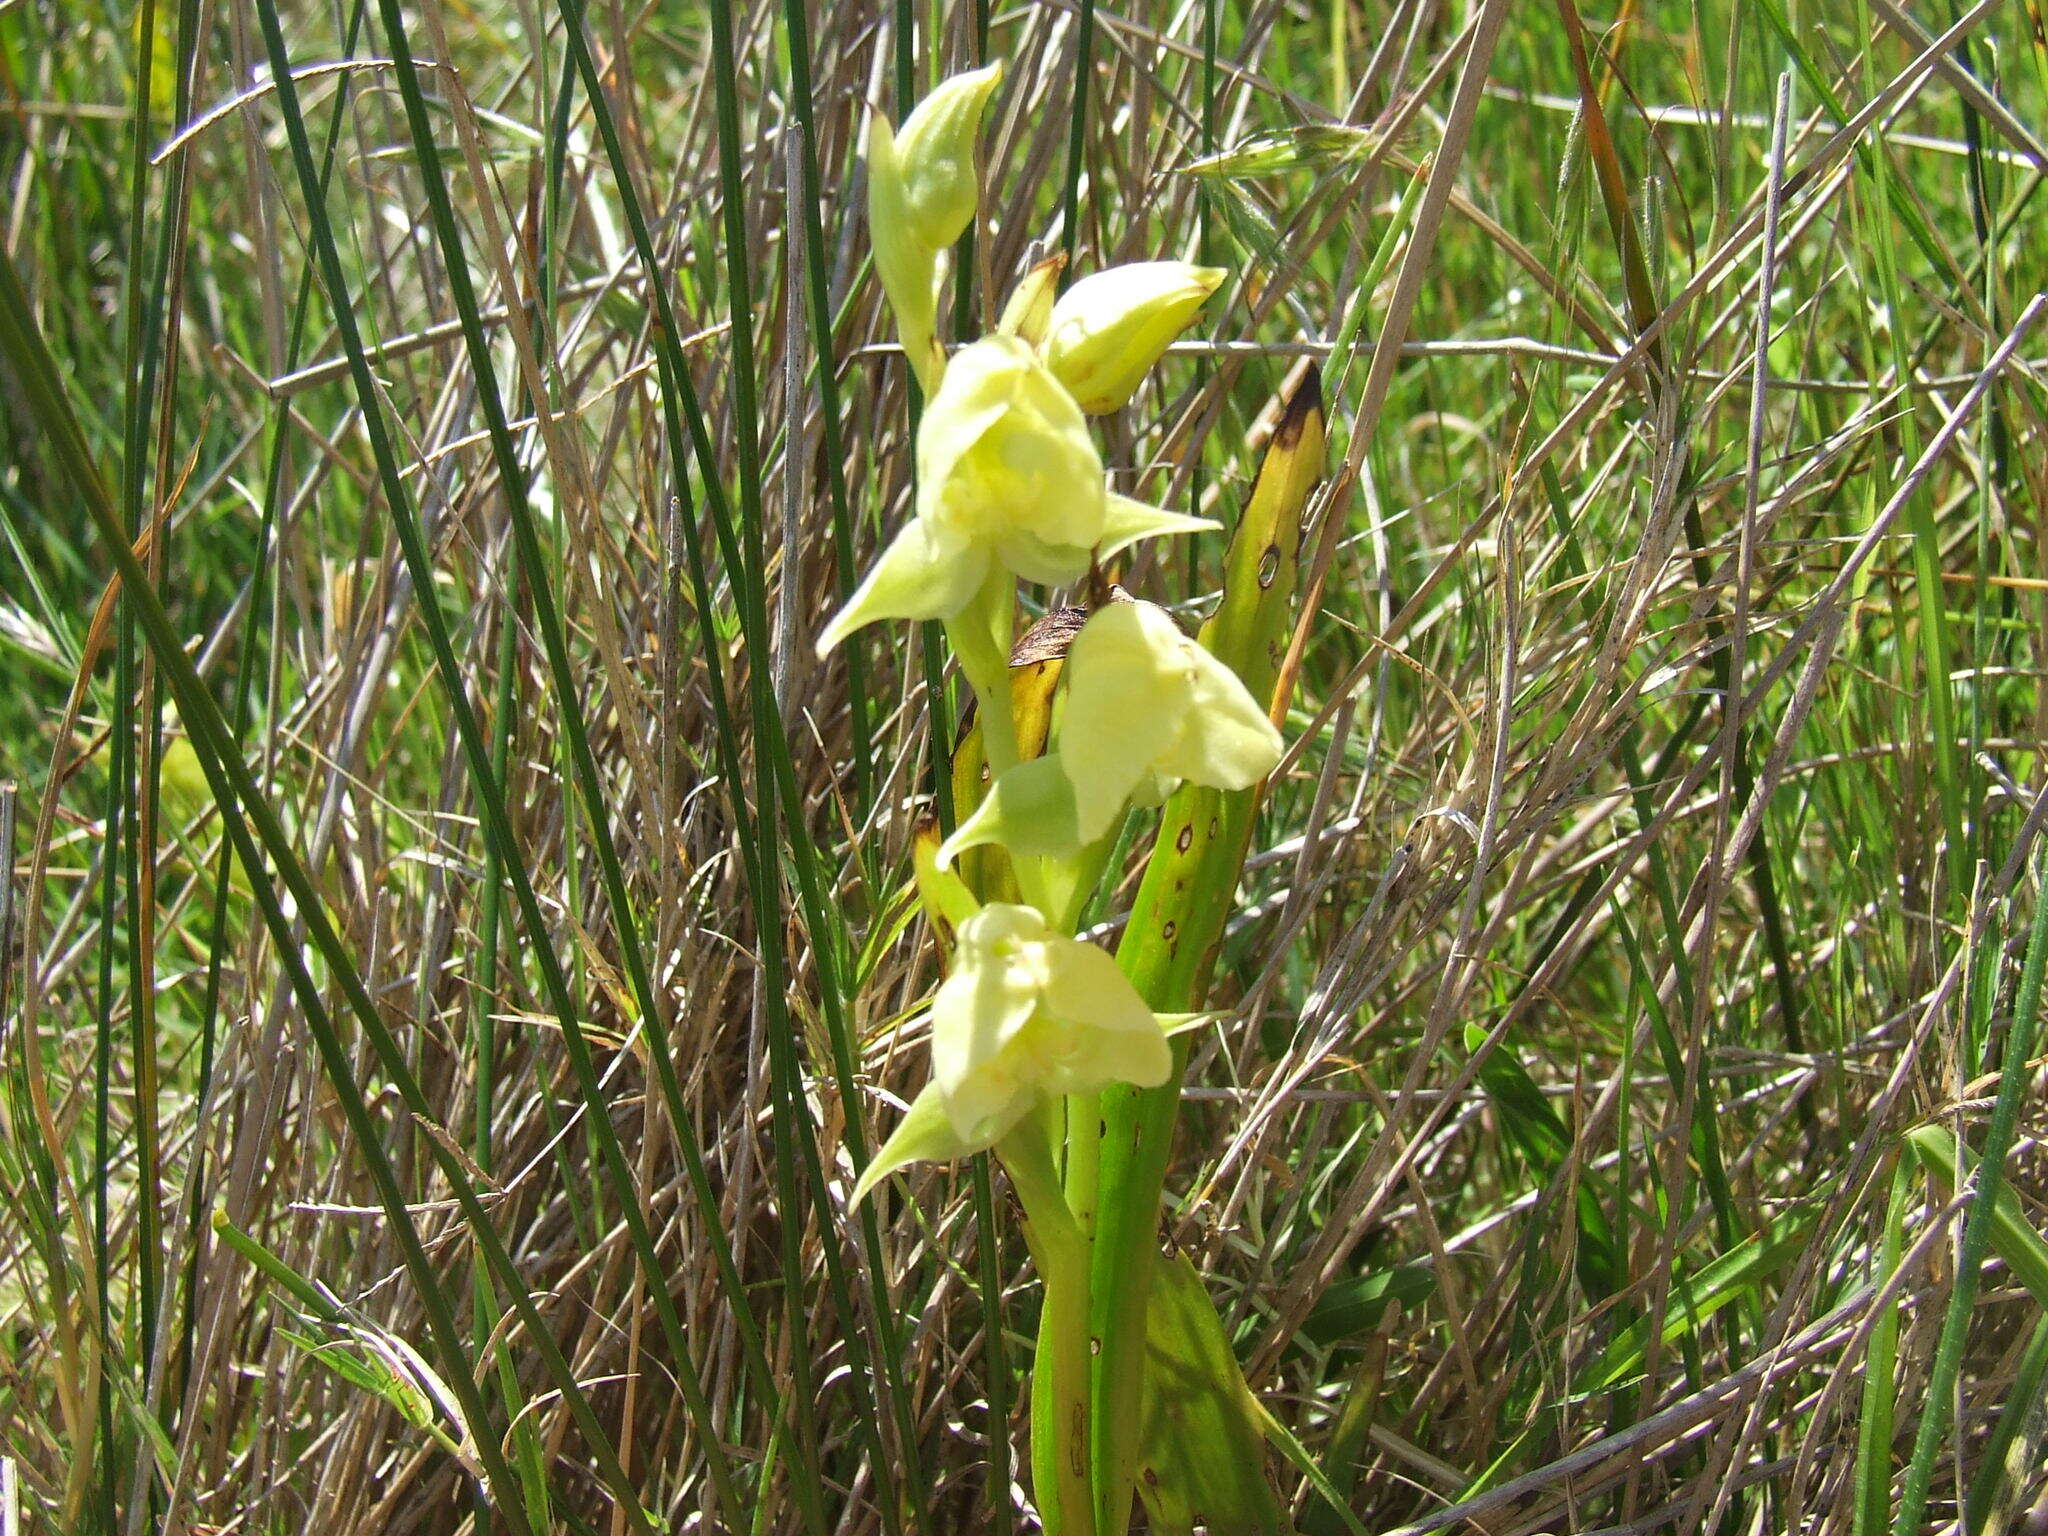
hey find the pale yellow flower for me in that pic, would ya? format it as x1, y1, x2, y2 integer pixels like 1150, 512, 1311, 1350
819, 341, 1213, 653
1059, 600, 1282, 837
916, 335, 1105, 582
939, 600, 1284, 859
851, 904, 1171, 1203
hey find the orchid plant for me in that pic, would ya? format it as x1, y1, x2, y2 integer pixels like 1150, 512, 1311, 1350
827, 61, 1309, 1536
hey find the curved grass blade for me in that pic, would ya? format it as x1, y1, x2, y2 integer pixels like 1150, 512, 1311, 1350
1903, 1128, 2048, 1310
1853, 1157, 1912, 1536
1462, 1021, 1624, 1302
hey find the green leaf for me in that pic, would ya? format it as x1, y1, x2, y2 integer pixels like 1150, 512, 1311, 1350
1298, 1267, 1435, 1352
1092, 367, 1325, 1532
1585, 1212, 1815, 1392
1135, 1253, 1287, 1535
1904, 1126, 2048, 1307
1462, 1023, 1624, 1301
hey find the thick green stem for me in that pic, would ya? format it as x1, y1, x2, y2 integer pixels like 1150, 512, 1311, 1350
945, 572, 1020, 773
999, 1115, 1096, 1536
1030, 1240, 1097, 1536
1063, 1094, 1101, 1239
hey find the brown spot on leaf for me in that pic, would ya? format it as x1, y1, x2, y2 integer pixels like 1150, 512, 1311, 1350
1175, 824, 1194, 854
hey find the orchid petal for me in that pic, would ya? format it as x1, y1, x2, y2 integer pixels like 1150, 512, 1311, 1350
938, 754, 1083, 866
816, 518, 987, 655
850, 1080, 978, 1208
1156, 640, 1284, 790
1056, 602, 1186, 840
1098, 493, 1220, 562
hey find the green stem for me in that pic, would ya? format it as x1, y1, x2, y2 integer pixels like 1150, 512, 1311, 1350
1064, 1095, 1101, 1240
1031, 1242, 1098, 1536
947, 571, 1078, 919
944, 572, 1020, 772
999, 1114, 1096, 1536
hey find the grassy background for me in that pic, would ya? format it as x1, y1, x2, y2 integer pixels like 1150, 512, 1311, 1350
5, 0, 2048, 1531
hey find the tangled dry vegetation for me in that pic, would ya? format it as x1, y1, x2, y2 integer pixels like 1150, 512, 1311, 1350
4, 0, 2048, 1531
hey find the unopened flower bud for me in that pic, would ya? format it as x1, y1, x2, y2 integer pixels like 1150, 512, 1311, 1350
1042, 261, 1226, 413
867, 115, 945, 389
893, 63, 1003, 249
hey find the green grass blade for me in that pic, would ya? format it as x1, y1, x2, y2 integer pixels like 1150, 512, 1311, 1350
1894, 850, 2048, 1536
1854, 1157, 1912, 1536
